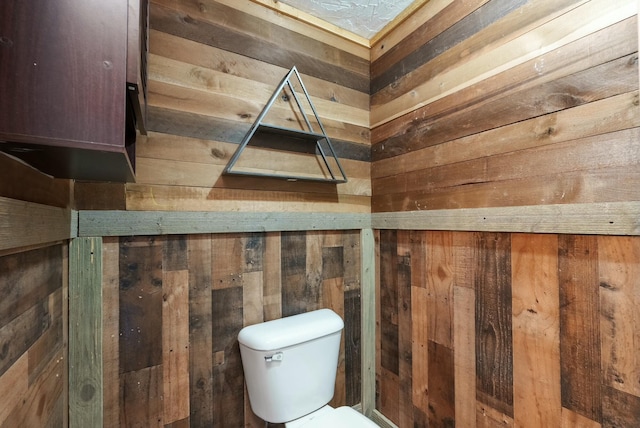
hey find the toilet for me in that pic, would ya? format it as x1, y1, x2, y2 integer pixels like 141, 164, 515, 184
238, 308, 378, 427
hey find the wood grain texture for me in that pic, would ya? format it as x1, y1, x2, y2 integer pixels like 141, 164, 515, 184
559, 235, 602, 422
101, 231, 361, 427
0, 244, 65, 427
376, 231, 640, 428
475, 233, 513, 417
512, 234, 561, 427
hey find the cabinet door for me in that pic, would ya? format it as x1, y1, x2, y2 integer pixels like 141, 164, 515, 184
0, 0, 128, 148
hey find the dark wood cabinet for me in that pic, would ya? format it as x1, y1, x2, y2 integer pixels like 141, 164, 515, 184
0, 0, 148, 182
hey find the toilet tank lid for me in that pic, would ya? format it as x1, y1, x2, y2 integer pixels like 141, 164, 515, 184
238, 309, 344, 351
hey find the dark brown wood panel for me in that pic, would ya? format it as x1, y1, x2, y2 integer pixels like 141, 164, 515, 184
558, 235, 602, 422
428, 340, 455, 427
119, 236, 164, 373
379, 230, 399, 375
475, 232, 513, 417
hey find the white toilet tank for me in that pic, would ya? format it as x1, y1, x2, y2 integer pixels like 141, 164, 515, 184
238, 309, 344, 424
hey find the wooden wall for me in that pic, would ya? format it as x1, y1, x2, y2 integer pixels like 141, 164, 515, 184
74, 0, 372, 213
102, 230, 362, 427
371, 0, 640, 427
370, 0, 639, 212
377, 230, 640, 427
0, 154, 70, 427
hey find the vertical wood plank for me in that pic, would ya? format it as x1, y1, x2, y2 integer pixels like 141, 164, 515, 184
558, 235, 602, 421
281, 232, 309, 317
427, 231, 454, 348
212, 234, 243, 290
428, 340, 455, 426
361, 229, 376, 417
69, 237, 103, 428
454, 285, 476, 428
119, 236, 164, 373
162, 270, 190, 424
120, 366, 163, 427
188, 235, 214, 427
211, 285, 244, 428
599, 236, 640, 397
397, 231, 412, 428
306, 231, 324, 310
512, 233, 561, 427
412, 285, 429, 425
102, 238, 120, 427
379, 229, 399, 375
344, 287, 362, 406
475, 232, 513, 417
263, 232, 282, 322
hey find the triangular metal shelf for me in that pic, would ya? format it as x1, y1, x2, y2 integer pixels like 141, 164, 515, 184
223, 66, 348, 183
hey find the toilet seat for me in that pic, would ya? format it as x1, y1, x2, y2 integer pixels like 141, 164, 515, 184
285, 406, 378, 427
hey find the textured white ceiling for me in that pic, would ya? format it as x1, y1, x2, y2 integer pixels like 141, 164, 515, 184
277, 0, 416, 39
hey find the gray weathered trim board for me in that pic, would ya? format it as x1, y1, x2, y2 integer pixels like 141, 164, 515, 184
360, 229, 376, 418
372, 202, 640, 235
78, 210, 372, 236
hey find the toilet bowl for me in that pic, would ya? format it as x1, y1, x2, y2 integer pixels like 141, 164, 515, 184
238, 309, 377, 427
286, 405, 377, 427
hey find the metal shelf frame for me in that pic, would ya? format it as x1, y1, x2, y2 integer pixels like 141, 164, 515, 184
223, 66, 348, 183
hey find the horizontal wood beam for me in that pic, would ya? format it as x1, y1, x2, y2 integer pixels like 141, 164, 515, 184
78, 210, 372, 236
372, 202, 640, 235
0, 196, 74, 252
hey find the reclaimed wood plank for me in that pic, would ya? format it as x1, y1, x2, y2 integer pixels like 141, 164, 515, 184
512, 234, 561, 427
344, 288, 361, 406
411, 285, 429, 424
119, 236, 164, 372
281, 232, 311, 317
102, 238, 120, 428
372, 201, 640, 236
0, 197, 71, 252
373, 168, 640, 213
598, 236, 640, 397
162, 270, 190, 424
379, 230, 399, 375
69, 237, 102, 428
187, 235, 214, 426
211, 234, 243, 290
211, 286, 244, 428
476, 402, 514, 428
475, 232, 513, 417
558, 235, 602, 422
561, 407, 602, 428
454, 285, 476, 428
124, 184, 371, 213
0, 353, 28, 424
601, 385, 640, 427
263, 232, 282, 322
396, 231, 412, 428
120, 366, 163, 427
428, 341, 456, 426
427, 231, 454, 347
0, 153, 71, 209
